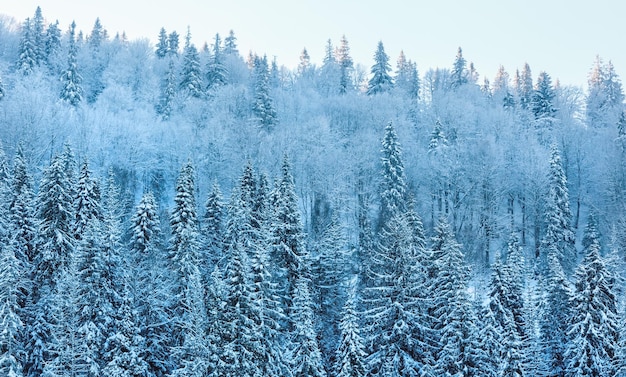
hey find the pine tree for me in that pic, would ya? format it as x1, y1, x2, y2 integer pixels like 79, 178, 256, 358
450, 47, 468, 89
17, 18, 38, 75
73, 160, 102, 240
0, 236, 26, 377
297, 48, 312, 78
9, 145, 37, 264
224, 30, 239, 55
203, 181, 225, 267
429, 218, 478, 376
60, 21, 83, 106
335, 290, 366, 377
168, 162, 208, 375
31, 6, 45, 64
252, 54, 278, 129
130, 192, 172, 376
542, 143, 576, 271
367, 41, 393, 95
270, 155, 307, 309
206, 33, 229, 90
379, 122, 407, 227
44, 21, 61, 67
565, 214, 619, 376
539, 249, 572, 376
158, 58, 177, 120
532, 71, 557, 119
395, 51, 419, 99
156, 27, 169, 58
88, 18, 106, 50
179, 30, 204, 98
336, 35, 354, 94
168, 31, 180, 55
289, 277, 327, 377
517, 63, 533, 110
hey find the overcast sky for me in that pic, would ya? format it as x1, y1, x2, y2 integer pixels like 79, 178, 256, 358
2, 0, 623, 88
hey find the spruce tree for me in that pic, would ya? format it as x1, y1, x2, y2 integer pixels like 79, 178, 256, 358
379, 122, 406, 228
17, 18, 38, 75
565, 214, 619, 376
270, 155, 307, 309
73, 160, 102, 240
542, 143, 576, 271
224, 30, 239, 55
179, 29, 204, 98
9, 145, 37, 264
532, 71, 557, 119
158, 58, 177, 120
450, 47, 468, 89
203, 181, 225, 267
206, 33, 229, 90
366, 41, 393, 95
336, 35, 354, 94
335, 290, 366, 377
289, 277, 327, 377
252, 54, 278, 129
60, 21, 83, 106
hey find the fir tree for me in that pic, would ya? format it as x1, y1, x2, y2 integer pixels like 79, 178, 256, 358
450, 47, 468, 89
17, 18, 38, 75
9, 145, 37, 264
156, 27, 169, 58
367, 41, 393, 95
541, 143, 576, 271
565, 214, 619, 376
60, 21, 83, 106
379, 122, 407, 227
73, 160, 102, 240
31, 6, 45, 64
179, 30, 204, 98
336, 35, 354, 94
270, 155, 307, 309
252, 54, 278, 129
203, 181, 225, 268
158, 58, 177, 120
532, 71, 557, 119
44, 21, 61, 66
88, 18, 106, 50
517, 63, 533, 110
335, 290, 366, 377
224, 30, 238, 55
289, 277, 327, 377
206, 33, 229, 90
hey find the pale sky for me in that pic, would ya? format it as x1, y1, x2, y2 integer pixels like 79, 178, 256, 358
1, 0, 623, 88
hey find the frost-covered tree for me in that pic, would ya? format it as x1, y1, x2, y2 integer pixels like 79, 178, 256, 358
203, 181, 224, 267
297, 48, 312, 78
271, 155, 307, 309
378, 122, 406, 227
157, 58, 177, 120
541, 143, 575, 271
206, 33, 229, 90
44, 20, 61, 67
532, 71, 557, 119
88, 18, 106, 50
565, 214, 619, 376
168, 31, 180, 55
17, 18, 38, 75
224, 30, 238, 55
335, 289, 366, 377
367, 41, 393, 95
155, 27, 169, 58
538, 249, 572, 376
516, 63, 533, 110
586, 56, 624, 128
130, 192, 172, 376
0, 236, 26, 377
73, 160, 102, 240
336, 35, 354, 94
60, 21, 83, 106
10, 146, 36, 264
450, 47, 468, 89
289, 276, 326, 377
395, 51, 419, 99
365, 213, 432, 377
252, 54, 278, 129
179, 30, 204, 98
429, 218, 478, 376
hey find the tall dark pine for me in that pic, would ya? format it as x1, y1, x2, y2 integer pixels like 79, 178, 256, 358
367, 41, 393, 95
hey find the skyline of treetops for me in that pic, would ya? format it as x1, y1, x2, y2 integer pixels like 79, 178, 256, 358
0, 5, 624, 377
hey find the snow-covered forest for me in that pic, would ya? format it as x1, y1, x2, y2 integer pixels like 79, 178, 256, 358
0, 6, 625, 376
